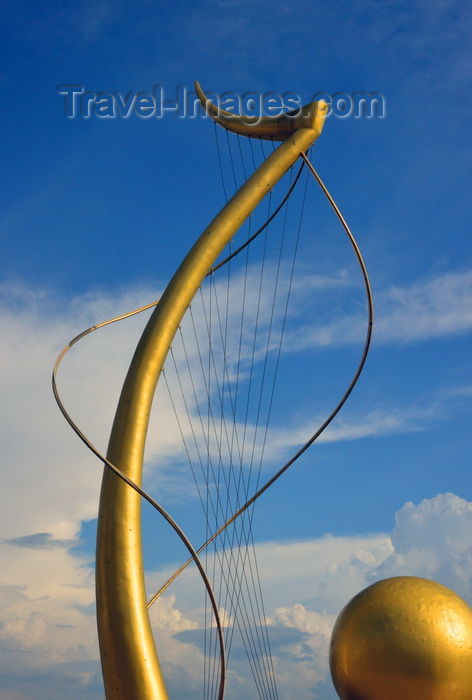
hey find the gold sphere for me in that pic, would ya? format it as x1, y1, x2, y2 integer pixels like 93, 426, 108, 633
329, 576, 472, 700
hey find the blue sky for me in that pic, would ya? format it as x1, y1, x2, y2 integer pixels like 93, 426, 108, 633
1, 1, 472, 698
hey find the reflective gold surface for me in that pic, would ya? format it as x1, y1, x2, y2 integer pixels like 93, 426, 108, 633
96, 87, 327, 699
330, 576, 472, 700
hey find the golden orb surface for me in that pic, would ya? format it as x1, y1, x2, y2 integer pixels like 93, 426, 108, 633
329, 576, 472, 700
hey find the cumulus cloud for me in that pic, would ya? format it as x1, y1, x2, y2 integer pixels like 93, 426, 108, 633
372, 492, 472, 601
0, 538, 100, 698
149, 593, 198, 634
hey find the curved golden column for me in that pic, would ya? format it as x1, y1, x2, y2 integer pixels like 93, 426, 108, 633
96, 85, 328, 699
330, 576, 472, 700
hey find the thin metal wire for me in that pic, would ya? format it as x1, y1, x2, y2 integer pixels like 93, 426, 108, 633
214, 121, 229, 203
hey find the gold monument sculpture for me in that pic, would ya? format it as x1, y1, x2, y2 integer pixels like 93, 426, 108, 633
54, 83, 472, 699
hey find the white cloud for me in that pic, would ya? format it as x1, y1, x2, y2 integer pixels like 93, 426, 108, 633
319, 405, 438, 441
0, 538, 100, 698
372, 492, 472, 600
375, 270, 472, 344
261, 404, 440, 457
149, 593, 198, 634
284, 269, 472, 350
0, 283, 155, 540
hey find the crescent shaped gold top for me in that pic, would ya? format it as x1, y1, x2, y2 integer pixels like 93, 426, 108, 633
195, 81, 328, 141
